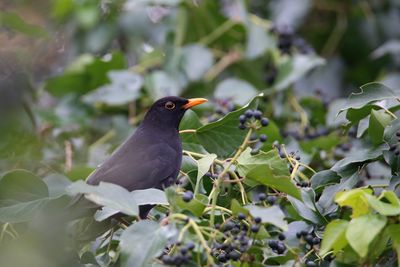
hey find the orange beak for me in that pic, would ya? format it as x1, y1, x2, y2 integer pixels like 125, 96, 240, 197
183, 98, 208, 109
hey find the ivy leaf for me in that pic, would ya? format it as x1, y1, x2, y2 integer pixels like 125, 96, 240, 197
67, 181, 139, 216
338, 82, 399, 123
387, 224, 400, 264
181, 44, 213, 81
195, 94, 263, 157
194, 154, 217, 194
120, 221, 176, 267
0, 170, 50, 223
366, 190, 400, 216
335, 188, 373, 218
274, 54, 325, 91
345, 213, 387, 258
245, 205, 288, 231
166, 188, 207, 217
237, 148, 301, 200
368, 109, 392, 145
214, 78, 258, 106
319, 219, 349, 256
331, 144, 385, 172
82, 71, 143, 106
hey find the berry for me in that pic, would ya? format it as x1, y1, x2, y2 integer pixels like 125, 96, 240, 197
223, 221, 235, 232
260, 118, 269, 127
396, 131, 400, 137
250, 148, 260, 155
276, 243, 286, 254
231, 226, 240, 235
182, 191, 194, 202
161, 255, 173, 265
237, 213, 246, 220
180, 247, 188, 255
238, 123, 246, 130
239, 115, 246, 124
186, 242, 195, 250
313, 237, 320, 245
305, 260, 317, 267
389, 144, 397, 151
267, 195, 277, 205
278, 233, 286, 241
296, 232, 302, 238
253, 110, 262, 120
254, 217, 262, 224
215, 223, 221, 229
251, 225, 260, 233
395, 150, 400, 156
258, 192, 267, 201
250, 133, 258, 141
217, 253, 228, 263
295, 155, 301, 160
245, 109, 254, 118
228, 250, 241, 261
259, 134, 267, 142
305, 234, 314, 245
268, 240, 278, 249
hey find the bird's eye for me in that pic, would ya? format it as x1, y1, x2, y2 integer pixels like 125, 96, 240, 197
164, 101, 175, 110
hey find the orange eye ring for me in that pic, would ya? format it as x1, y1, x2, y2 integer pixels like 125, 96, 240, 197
165, 101, 175, 110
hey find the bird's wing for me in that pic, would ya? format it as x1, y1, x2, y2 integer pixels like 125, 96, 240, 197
86, 141, 180, 191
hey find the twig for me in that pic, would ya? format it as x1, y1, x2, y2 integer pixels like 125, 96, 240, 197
204, 50, 241, 81
64, 140, 73, 173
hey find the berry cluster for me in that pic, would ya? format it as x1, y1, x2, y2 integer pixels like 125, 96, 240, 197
182, 190, 194, 202
389, 131, 400, 156
270, 26, 314, 55
238, 109, 269, 130
295, 229, 323, 266
161, 242, 195, 266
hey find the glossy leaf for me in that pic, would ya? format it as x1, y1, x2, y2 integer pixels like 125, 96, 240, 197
319, 220, 349, 256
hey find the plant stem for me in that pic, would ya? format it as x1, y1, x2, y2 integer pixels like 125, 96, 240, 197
209, 129, 253, 226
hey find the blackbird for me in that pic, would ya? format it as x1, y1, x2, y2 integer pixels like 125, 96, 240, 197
86, 96, 207, 218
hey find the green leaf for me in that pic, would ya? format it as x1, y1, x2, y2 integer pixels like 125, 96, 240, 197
82, 71, 143, 106
194, 153, 217, 194
181, 44, 213, 81
300, 132, 340, 154
45, 53, 126, 97
245, 20, 275, 59
237, 148, 301, 200
166, 188, 207, 217
214, 78, 258, 106
196, 94, 263, 156
311, 170, 341, 191
67, 181, 139, 216
145, 71, 183, 100
120, 221, 175, 267
335, 188, 372, 218
0, 170, 50, 223
366, 190, 400, 216
384, 117, 400, 144
0, 11, 48, 38
339, 82, 399, 123
345, 213, 387, 258
274, 54, 325, 91
368, 109, 392, 145
331, 144, 385, 172
0, 169, 49, 201
245, 205, 288, 231
319, 219, 349, 256
230, 199, 249, 216
387, 224, 400, 266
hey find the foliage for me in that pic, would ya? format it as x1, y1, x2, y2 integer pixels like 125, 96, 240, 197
1, 1, 400, 267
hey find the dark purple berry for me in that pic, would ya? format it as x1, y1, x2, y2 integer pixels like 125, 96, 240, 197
305, 260, 317, 267
186, 242, 195, 250
389, 144, 397, 151
182, 191, 194, 202
260, 118, 269, 127
251, 225, 260, 233
245, 109, 254, 118
239, 115, 246, 124
258, 192, 266, 201
267, 195, 277, 205
217, 253, 228, 263
254, 217, 262, 224
268, 240, 278, 249
253, 110, 262, 120
278, 233, 286, 241
276, 243, 286, 254
305, 234, 314, 245
313, 237, 320, 245
238, 123, 246, 130
237, 213, 246, 220
228, 250, 241, 261
259, 134, 267, 142
223, 221, 235, 232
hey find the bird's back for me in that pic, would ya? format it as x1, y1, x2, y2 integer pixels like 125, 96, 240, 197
87, 125, 182, 191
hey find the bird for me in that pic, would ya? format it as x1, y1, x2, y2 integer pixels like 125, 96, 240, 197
86, 96, 207, 218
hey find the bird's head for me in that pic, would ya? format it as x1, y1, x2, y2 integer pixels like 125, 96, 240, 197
142, 96, 207, 130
